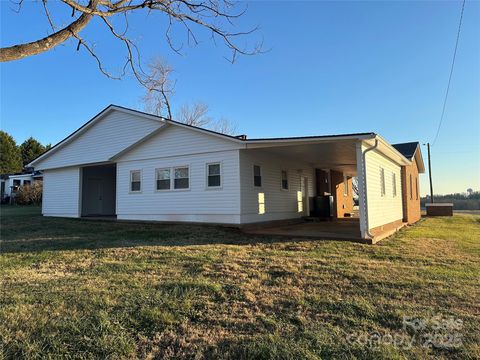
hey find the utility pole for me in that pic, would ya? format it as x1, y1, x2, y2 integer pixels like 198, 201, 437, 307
427, 143, 434, 203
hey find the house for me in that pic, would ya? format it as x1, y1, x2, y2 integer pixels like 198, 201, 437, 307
28, 105, 425, 242
1, 171, 43, 203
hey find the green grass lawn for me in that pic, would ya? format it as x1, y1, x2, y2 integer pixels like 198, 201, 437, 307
1, 206, 479, 359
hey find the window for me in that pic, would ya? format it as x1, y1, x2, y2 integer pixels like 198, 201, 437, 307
174, 167, 189, 189
380, 167, 385, 196
23, 180, 31, 186
297, 191, 303, 212
281, 170, 288, 190
13, 180, 20, 187
207, 163, 221, 187
392, 173, 397, 197
415, 177, 419, 200
258, 192, 265, 214
130, 170, 141, 192
409, 174, 413, 200
254, 165, 262, 187
343, 174, 348, 196
156, 168, 171, 190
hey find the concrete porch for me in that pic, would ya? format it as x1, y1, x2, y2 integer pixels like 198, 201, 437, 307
245, 218, 363, 242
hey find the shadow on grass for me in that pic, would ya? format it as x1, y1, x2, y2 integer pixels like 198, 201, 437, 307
0, 206, 362, 254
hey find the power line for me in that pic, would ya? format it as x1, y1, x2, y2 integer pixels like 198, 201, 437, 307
432, 0, 466, 146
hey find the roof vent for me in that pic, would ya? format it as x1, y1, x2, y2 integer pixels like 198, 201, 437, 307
236, 134, 247, 140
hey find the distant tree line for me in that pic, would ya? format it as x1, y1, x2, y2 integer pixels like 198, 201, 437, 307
421, 191, 480, 210
0, 131, 51, 174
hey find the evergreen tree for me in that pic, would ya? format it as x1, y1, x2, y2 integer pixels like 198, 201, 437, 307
0, 131, 22, 174
19, 137, 46, 167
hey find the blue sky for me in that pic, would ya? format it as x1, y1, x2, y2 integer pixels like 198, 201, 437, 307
1, 1, 479, 195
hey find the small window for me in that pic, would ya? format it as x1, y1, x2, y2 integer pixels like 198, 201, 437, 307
130, 170, 141, 192
392, 173, 397, 197
415, 177, 419, 200
409, 174, 413, 200
258, 192, 265, 214
380, 167, 385, 196
254, 165, 262, 187
281, 170, 288, 190
174, 167, 189, 189
156, 168, 171, 190
23, 180, 31, 186
343, 174, 348, 196
13, 179, 21, 187
207, 163, 221, 187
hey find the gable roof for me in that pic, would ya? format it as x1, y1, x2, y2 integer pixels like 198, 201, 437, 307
392, 142, 425, 173
392, 142, 418, 159
28, 105, 163, 167
29, 104, 418, 170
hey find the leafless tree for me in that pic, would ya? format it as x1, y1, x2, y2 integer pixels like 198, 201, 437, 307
141, 58, 175, 118
212, 117, 238, 135
1, 0, 261, 87
177, 102, 211, 127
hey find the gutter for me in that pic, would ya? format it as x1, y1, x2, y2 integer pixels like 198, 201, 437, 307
361, 139, 379, 240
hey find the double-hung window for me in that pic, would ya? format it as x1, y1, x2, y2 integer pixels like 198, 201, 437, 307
130, 170, 141, 192
156, 168, 171, 190
207, 163, 221, 188
254, 165, 262, 187
174, 167, 189, 189
281, 170, 288, 190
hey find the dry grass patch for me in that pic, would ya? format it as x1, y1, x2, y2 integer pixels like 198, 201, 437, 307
1, 206, 479, 359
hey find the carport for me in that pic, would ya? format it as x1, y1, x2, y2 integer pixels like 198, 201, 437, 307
244, 133, 412, 243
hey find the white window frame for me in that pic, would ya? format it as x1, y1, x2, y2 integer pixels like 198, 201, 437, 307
380, 167, 386, 197
281, 170, 289, 191
155, 168, 171, 191
392, 172, 397, 197
130, 170, 142, 193
206, 162, 222, 189
253, 165, 262, 188
173, 166, 190, 191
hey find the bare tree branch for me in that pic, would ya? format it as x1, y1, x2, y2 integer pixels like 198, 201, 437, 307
0, 0, 99, 62
1, 0, 262, 77
141, 58, 175, 118
212, 117, 238, 135
177, 102, 211, 127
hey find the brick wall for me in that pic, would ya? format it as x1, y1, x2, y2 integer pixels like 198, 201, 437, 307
400, 158, 421, 223
331, 170, 354, 218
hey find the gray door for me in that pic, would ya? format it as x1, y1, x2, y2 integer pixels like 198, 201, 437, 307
85, 178, 104, 215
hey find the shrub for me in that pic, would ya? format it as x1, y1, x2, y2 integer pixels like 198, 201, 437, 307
15, 182, 42, 205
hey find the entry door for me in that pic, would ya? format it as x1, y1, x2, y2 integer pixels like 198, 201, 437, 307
86, 178, 104, 215
300, 176, 309, 216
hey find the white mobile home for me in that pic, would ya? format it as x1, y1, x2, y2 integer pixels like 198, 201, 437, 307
29, 105, 424, 242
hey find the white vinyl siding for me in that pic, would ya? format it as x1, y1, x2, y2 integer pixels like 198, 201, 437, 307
42, 167, 80, 217
239, 149, 315, 223
363, 146, 403, 229
33, 110, 162, 170
117, 125, 241, 162
116, 150, 241, 223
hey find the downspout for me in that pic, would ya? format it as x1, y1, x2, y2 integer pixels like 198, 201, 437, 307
361, 139, 379, 239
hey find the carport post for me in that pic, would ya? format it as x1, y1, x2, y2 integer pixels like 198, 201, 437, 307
355, 142, 368, 239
